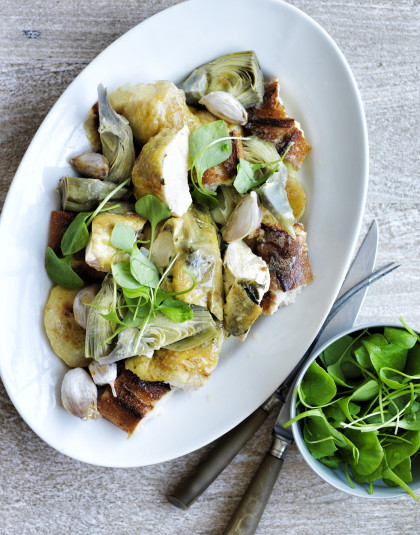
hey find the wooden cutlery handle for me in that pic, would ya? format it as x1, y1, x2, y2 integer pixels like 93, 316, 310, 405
168, 407, 270, 510
222, 450, 285, 535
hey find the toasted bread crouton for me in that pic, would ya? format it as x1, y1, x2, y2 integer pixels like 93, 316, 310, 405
247, 79, 311, 169
97, 370, 172, 435
255, 222, 313, 314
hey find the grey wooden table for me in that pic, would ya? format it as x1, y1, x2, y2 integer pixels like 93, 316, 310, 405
1, 1, 419, 534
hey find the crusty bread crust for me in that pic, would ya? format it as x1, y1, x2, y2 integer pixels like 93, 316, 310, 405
97, 370, 171, 435
247, 79, 311, 170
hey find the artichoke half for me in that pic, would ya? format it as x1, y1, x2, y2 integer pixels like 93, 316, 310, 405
97, 84, 135, 185
98, 305, 218, 364
179, 51, 264, 109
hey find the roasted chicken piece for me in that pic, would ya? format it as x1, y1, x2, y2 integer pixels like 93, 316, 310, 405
255, 221, 313, 314
109, 80, 200, 146
97, 369, 173, 435
247, 78, 311, 170
131, 126, 192, 216
125, 329, 224, 391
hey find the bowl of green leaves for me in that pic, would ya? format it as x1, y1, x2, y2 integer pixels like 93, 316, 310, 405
286, 320, 420, 500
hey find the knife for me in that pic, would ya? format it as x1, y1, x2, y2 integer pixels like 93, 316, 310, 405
168, 221, 398, 511
221, 219, 379, 535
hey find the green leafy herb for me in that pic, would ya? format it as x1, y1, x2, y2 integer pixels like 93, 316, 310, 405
130, 247, 160, 288
46, 178, 131, 288
45, 247, 84, 289
188, 120, 234, 208
135, 194, 172, 255
285, 321, 420, 501
111, 223, 136, 250
233, 142, 294, 194
61, 212, 91, 256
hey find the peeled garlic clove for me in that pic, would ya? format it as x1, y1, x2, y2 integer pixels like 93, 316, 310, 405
61, 368, 101, 420
73, 284, 101, 329
199, 91, 248, 125
223, 191, 262, 242
70, 152, 110, 179
89, 361, 117, 397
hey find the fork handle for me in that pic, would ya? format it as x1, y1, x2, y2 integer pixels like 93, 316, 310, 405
168, 406, 270, 510
223, 438, 288, 535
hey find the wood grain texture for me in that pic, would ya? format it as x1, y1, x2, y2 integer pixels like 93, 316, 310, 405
0, 1, 419, 534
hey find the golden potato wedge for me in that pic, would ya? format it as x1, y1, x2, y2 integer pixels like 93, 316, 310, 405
44, 286, 89, 368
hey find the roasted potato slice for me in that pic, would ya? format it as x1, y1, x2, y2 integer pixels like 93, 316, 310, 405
44, 286, 89, 367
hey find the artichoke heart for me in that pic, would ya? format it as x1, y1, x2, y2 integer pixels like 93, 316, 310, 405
98, 84, 135, 185
151, 205, 224, 321
59, 176, 131, 212
85, 275, 121, 360
99, 306, 218, 364
179, 51, 264, 109
109, 80, 200, 145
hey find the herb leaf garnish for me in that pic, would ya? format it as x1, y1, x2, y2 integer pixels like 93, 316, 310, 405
45, 247, 84, 289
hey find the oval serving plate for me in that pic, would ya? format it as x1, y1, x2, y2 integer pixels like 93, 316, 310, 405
0, 0, 368, 466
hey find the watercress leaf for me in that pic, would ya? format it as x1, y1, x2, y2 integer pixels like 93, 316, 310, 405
366, 333, 388, 346
61, 212, 90, 256
382, 466, 418, 501
350, 458, 385, 483
384, 327, 417, 349
319, 456, 341, 469
405, 344, 420, 376
123, 286, 150, 300
191, 188, 219, 209
323, 403, 347, 428
343, 429, 384, 475
353, 343, 372, 369
189, 120, 232, 185
159, 297, 194, 323
322, 335, 355, 366
350, 379, 380, 402
111, 261, 142, 290
100, 309, 124, 325
135, 194, 172, 229
111, 222, 136, 250
45, 248, 84, 289
398, 413, 420, 431
363, 341, 408, 374
298, 361, 337, 407
384, 430, 420, 468
130, 247, 160, 288
337, 397, 361, 422
379, 367, 406, 390
383, 457, 412, 486
303, 418, 338, 459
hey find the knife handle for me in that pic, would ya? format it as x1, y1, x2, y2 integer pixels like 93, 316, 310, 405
168, 405, 274, 510
222, 437, 288, 535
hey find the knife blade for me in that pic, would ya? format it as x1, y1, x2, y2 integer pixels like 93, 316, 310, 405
221, 221, 379, 535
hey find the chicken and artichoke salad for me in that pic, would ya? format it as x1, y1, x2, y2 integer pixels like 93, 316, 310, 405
43, 51, 313, 435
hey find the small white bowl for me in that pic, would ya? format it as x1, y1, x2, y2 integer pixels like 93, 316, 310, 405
290, 323, 420, 499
